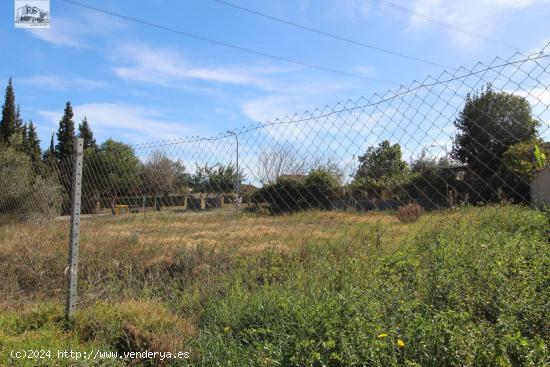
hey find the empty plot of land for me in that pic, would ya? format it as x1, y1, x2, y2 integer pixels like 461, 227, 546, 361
0, 209, 448, 308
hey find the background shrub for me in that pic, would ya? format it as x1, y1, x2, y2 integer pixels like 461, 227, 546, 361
0, 147, 62, 222
252, 168, 339, 214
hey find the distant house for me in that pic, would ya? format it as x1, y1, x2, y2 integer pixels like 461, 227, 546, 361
446, 163, 468, 181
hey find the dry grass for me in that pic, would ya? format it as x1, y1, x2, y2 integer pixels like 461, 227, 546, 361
0, 209, 441, 310
75, 299, 196, 353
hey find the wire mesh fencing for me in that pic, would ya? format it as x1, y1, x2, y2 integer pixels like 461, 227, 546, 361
0, 44, 549, 319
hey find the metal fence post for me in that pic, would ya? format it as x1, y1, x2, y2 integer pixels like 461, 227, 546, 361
65, 138, 83, 320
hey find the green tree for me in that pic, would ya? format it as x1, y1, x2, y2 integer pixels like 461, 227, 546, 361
452, 85, 539, 179
405, 149, 458, 206
19, 122, 28, 152
42, 133, 56, 167
55, 102, 76, 163
352, 140, 409, 199
191, 163, 243, 193
78, 116, 96, 150
83, 139, 141, 214
54, 102, 77, 213
9, 120, 26, 153
26, 121, 41, 162
303, 168, 339, 210
410, 149, 449, 174
0, 145, 62, 221
15, 105, 23, 134
0, 78, 17, 144
2, 102, 26, 151
355, 140, 408, 181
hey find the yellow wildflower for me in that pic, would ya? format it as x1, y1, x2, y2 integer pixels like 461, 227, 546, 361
223, 326, 231, 334
377, 333, 388, 339
397, 339, 405, 348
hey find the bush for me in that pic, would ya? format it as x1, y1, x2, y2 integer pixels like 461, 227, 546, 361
500, 139, 550, 203
350, 174, 412, 201
396, 203, 425, 223
0, 147, 62, 222
252, 169, 339, 214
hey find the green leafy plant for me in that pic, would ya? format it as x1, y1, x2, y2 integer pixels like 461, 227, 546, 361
534, 144, 547, 169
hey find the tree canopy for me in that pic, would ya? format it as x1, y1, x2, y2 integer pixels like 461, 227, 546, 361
25, 121, 41, 162
55, 102, 76, 163
355, 140, 409, 181
84, 139, 141, 198
141, 151, 186, 195
0, 145, 62, 220
0, 78, 17, 144
191, 163, 243, 193
78, 116, 97, 150
452, 85, 539, 178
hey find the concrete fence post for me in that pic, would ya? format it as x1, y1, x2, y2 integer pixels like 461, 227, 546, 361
142, 195, 146, 217
65, 138, 84, 320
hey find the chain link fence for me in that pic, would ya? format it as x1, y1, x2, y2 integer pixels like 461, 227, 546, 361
0, 45, 549, 349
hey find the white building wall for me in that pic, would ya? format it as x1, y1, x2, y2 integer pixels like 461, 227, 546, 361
531, 167, 550, 209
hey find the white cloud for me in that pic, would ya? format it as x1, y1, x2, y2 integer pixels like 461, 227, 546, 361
505, 87, 550, 110
21, 74, 108, 90
353, 65, 376, 75
512, 88, 550, 137
27, 17, 83, 47
524, 88, 550, 106
27, 11, 126, 48
241, 93, 387, 144
38, 102, 203, 142
409, 0, 547, 48
341, 0, 371, 20
240, 75, 358, 122
490, 0, 538, 7
111, 42, 290, 89
241, 95, 295, 123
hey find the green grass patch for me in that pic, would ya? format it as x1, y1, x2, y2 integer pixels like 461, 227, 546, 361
193, 206, 549, 366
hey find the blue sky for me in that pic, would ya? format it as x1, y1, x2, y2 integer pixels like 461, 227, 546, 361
2, 0, 550, 152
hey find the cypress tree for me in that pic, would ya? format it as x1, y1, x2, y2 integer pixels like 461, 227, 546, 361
15, 105, 23, 133
55, 101, 76, 163
27, 121, 41, 162
0, 78, 17, 144
43, 133, 56, 168
49, 132, 55, 154
18, 122, 28, 153
78, 116, 96, 150
8, 105, 27, 150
